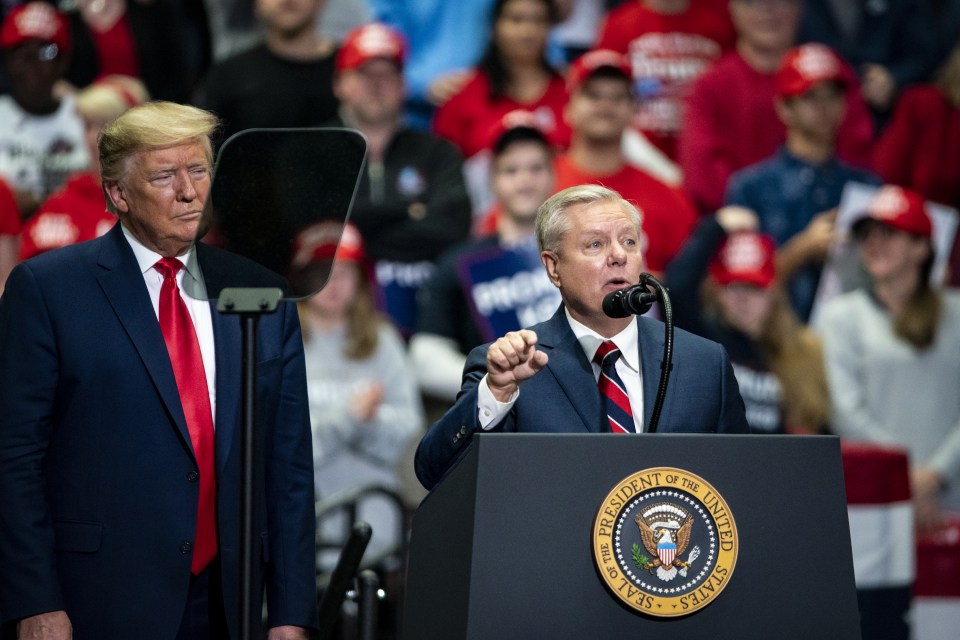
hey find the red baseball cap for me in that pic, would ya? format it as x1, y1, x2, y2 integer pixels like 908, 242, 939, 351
291, 221, 366, 268
335, 23, 406, 72
710, 231, 777, 288
852, 185, 932, 239
566, 49, 631, 93
775, 44, 848, 98
0, 2, 70, 53
484, 108, 562, 153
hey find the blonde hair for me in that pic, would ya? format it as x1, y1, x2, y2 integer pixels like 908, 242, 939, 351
535, 184, 642, 254
758, 291, 831, 432
99, 101, 219, 187
75, 75, 149, 122
298, 262, 382, 360
704, 282, 830, 432
892, 250, 941, 349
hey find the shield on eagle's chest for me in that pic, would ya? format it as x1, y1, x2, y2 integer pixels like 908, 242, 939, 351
657, 540, 676, 566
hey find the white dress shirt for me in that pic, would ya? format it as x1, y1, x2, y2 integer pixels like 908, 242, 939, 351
122, 224, 217, 425
477, 308, 644, 432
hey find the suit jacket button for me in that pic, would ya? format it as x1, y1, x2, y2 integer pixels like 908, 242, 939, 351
187, 471, 199, 483
180, 541, 193, 554
459, 426, 467, 435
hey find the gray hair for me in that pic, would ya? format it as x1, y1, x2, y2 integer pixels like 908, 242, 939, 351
535, 184, 643, 253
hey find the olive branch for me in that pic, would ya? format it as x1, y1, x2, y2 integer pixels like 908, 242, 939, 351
632, 543, 654, 572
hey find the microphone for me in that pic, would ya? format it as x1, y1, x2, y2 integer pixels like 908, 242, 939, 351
602, 282, 658, 318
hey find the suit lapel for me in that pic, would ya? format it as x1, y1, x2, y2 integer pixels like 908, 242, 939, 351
538, 308, 602, 433
210, 303, 240, 475
196, 243, 241, 474
96, 225, 195, 457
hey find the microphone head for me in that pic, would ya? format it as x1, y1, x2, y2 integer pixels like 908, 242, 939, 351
602, 287, 633, 318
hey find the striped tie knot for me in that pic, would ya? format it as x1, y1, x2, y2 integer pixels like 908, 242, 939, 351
593, 340, 621, 367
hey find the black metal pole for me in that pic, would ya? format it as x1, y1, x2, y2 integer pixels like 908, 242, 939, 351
239, 312, 259, 640
357, 570, 380, 640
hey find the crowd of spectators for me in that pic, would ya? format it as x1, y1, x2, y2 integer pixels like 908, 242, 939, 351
2, 0, 959, 635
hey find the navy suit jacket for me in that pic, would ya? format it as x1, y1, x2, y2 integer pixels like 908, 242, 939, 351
0, 225, 317, 638
415, 307, 749, 490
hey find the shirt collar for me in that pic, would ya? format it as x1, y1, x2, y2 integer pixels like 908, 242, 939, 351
564, 307, 639, 373
120, 223, 204, 289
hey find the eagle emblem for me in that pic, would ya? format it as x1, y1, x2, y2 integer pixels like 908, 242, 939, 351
634, 502, 701, 581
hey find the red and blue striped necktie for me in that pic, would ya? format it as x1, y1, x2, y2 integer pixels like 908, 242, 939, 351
593, 340, 634, 434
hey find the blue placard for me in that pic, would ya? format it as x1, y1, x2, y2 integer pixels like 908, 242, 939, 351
455, 238, 562, 342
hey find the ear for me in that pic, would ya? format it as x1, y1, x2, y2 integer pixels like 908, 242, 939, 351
541, 250, 561, 288
103, 181, 129, 216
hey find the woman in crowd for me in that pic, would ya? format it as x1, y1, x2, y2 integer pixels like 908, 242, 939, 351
432, 0, 568, 213
665, 205, 830, 435
294, 221, 423, 568
433, 0, 568, 158
816, 186, 960, 531
873, 42, 960, 284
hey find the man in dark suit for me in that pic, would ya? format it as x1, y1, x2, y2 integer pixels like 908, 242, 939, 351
0, 102, 316, 639
415, 184, 749, 490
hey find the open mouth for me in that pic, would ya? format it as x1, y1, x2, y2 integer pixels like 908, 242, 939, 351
605, 277, 631, 290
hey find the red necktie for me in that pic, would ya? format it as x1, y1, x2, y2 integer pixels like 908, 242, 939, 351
155, 257, 217, 574
593, 340, 634, 434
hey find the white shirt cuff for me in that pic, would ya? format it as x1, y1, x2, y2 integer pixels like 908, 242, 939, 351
477, 374, 518, 430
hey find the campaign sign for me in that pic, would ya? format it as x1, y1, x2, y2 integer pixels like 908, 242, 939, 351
374, 259, 435, 338
456, 239, 561, 342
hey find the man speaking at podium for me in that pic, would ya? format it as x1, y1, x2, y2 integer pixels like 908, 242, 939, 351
0, 103, 316, 639
415, 185, 749, 490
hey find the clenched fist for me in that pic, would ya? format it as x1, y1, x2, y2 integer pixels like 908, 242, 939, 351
486, 330, 549, 402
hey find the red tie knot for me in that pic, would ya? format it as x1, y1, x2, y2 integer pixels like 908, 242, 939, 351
155, 257, 184, 279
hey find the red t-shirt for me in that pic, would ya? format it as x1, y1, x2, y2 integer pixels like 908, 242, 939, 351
679, 51, 876, 214
0, 178, 21, 236
433, 70, 571, 158
20, 173, 116, 260
552, 154, 697, 273
874, 85, 960, 209
596, 1, 735, 160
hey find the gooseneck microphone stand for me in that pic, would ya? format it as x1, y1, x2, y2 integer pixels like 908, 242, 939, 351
601, 273, 674, 432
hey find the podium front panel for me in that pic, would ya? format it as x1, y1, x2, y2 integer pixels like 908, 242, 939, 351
403, 434, 860, 639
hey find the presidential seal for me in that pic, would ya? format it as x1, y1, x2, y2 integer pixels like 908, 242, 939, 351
592, 467, 738, 617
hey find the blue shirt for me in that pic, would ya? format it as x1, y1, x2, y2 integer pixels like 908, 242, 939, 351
725, 146, 878, 321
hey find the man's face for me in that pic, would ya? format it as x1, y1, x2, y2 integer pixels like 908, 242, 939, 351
730, 0, 801, 54
334, 59, 405, 125
776, 82, 846, 144
255, 0, 323, 36
541, 199, 644, 326
491, 140, 554, 225
564, 76, 634, 144
105, 141, 211, 256
2, 40, 67, 112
